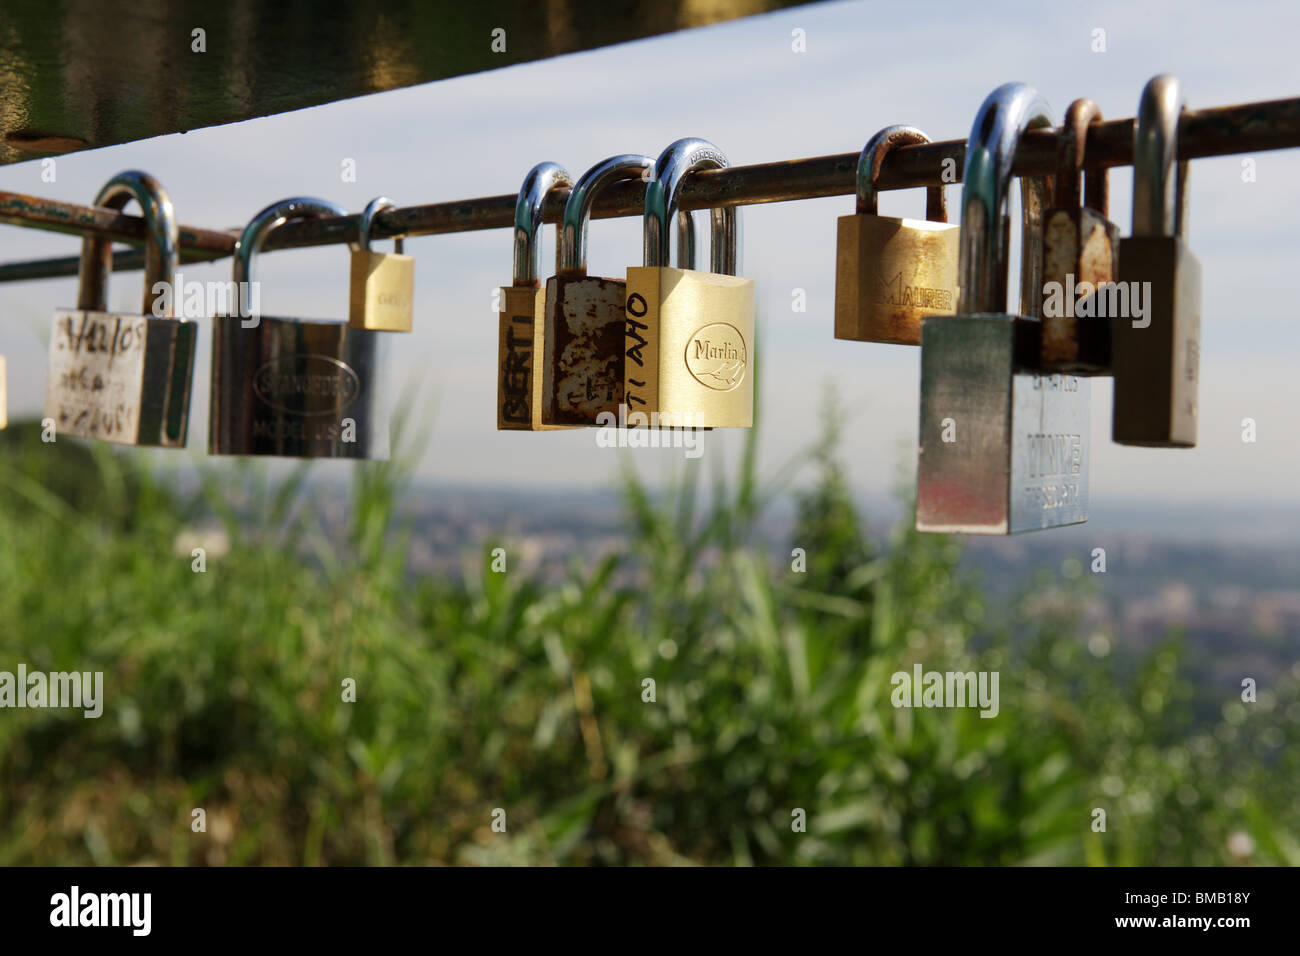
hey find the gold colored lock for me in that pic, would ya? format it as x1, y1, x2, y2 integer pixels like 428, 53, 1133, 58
1040, 99, 1120, 373
624, 138, 754, 428
541, 154, 654, 427
0, 355, 6, 429
1112, 74, 1201, 447
834, 125, 959, 346
498, 163, 573, 430
348, 197, 414, 332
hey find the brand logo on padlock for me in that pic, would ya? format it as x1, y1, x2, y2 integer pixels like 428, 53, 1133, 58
253, 354, 362, 415
684, 322, 747, 391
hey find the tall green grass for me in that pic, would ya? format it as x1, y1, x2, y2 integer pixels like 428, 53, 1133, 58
0, 412, 1295, 865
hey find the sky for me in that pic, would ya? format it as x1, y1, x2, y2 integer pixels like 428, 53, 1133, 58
1, 0, 1298, 522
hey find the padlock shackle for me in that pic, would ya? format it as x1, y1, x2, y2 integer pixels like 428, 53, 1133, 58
233, 197, 351, 288
357, 197, 403, 256
957, 82, 1054, 316
560, 155, 653, 276
1132, 74, 1189, 239
76, 170, 178, 316
644, 138, 740, 276
513, 162, 573, 286
856, 125, 947, 221
1053, 99, 1109, 215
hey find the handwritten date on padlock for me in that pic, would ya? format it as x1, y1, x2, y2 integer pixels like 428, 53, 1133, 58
53, 314, 146, 368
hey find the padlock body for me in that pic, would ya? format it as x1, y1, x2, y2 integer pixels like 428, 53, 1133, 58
209, 314, 390, 459
623, 266, 754, 428
0, 355, 7, 429
45, 310, 196, 447
1112, 236, 1201, 447
834, 213, 959, 345
1040, 206, 1120, 372
497, 285, 543, 429
348, 249, 414, 332
540, 274, 625, 426
918, 314, 1089, 534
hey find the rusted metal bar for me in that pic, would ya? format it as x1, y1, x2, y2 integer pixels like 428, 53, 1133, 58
1, 95, 1297, 283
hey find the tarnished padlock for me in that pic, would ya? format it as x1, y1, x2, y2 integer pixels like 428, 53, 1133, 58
45, 170, 196, 447
540, 154, 654, 426
624, 138, 755, 428
1040, 99, 1119, 373
497, 162, 573, 430
1112, 74, 1201, 447
210, 198, 390, 459
917, 83, 1090, 534
349, 196, 414, 332
834, 125, 959, 345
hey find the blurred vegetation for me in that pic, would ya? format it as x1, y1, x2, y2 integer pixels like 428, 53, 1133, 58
0, 409, 1297, 866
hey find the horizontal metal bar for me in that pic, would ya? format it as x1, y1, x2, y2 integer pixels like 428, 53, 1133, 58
1, 95, 1297, 283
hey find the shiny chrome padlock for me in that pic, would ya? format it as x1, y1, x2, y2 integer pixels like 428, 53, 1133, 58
45, 170, 196, 447
348, 197, 414, 332
210, 198, 390, 459
1040, 99, 1120, 373
917, 83, 1090, 534
1112, 74, 1201, 447
540, 154, 654, 427
497, 162, 573, 430
624, 138, 755, 428
834, 125, 959, 345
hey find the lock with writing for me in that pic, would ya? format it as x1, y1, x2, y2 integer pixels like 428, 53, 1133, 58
348, 196, 414, 332
45, 170, 196, 447
1040, 98, 1119, 373
834, 125, 959, 345
917, 83, 1090, 534
210, 198, 390, 459
1111, 74, 1201, 447
540, 154, 654, 426
497, 162, 573, 430
624, 138, 755, 428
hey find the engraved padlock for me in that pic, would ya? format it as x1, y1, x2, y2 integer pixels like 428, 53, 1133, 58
1111, 74, 1201, 447
498, 162, 574, 430
1040, 98, 1120, 373
917, 83, 1090, 534
541, 154, 654, 427
209, 198, 390, 459
624, 138, 755, 429
44, 170, 196, 447
834, 125, 959, 345
348, 197, 414, 332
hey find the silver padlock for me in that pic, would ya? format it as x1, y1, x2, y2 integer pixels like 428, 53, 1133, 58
45, 170, 196, 447
917, 83, 1090, 534
209, 198, 390, 459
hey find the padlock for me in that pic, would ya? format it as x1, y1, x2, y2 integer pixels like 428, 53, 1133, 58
834, 125, 959, 345
624, 138, 755, 428
917, 83, 1090, 534
1040, 98, 1119, 373
348, 196, 414, 332
44, 170, 196, 447
540, 154, 654, 426
0, 355, 6, 429
1111, 74, 1201, 447
209, 198, 390, 459
497, 162, 573, 430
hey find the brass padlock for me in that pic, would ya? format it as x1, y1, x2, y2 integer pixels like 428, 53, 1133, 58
917, 83, 1090, 534
540, 154, 654, 427
210, 198, 390, 459
348, 196, 414, 332
834, 125, 959, 345
624, 138, 755, 429
497, 162, 573, 430
1040, 99, 1119, 373
44, 170, 196, 447
0, 355, 6, 429
1112, 74, 1201, 447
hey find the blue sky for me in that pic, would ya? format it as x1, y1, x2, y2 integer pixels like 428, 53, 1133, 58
1, 0, 1298, 516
